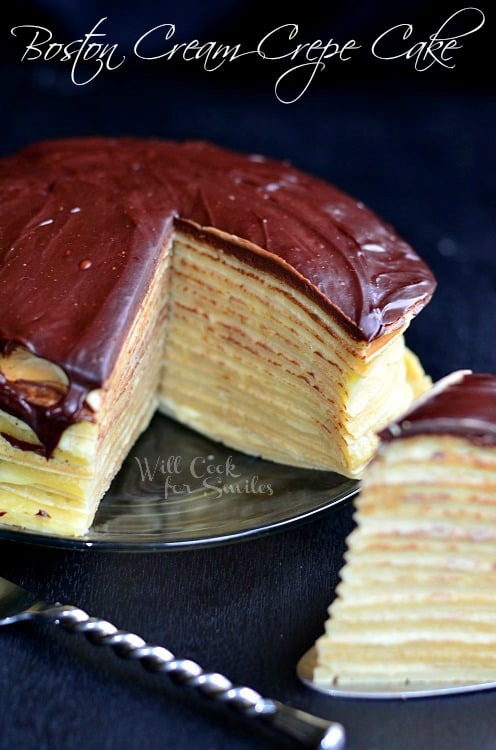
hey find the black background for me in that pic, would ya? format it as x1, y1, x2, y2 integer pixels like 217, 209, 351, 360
1, 3, 495, 749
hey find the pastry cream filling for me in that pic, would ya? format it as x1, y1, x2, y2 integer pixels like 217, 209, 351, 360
0, 347, 103, 421
1, 347, 69, 389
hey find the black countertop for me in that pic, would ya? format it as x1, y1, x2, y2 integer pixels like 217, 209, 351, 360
1, 3, 495, 748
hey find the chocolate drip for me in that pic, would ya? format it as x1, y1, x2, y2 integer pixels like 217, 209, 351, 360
0, 138, 436, 454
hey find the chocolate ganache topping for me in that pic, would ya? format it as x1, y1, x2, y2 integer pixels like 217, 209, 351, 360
0, 137, 436, 454
380, 373, 496, 446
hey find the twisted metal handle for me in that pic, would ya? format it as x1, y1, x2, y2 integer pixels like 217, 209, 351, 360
31, 603, 345, 749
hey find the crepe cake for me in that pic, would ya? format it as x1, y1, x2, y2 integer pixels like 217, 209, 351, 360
0, 137, 435, 536
313, 371, 496, 688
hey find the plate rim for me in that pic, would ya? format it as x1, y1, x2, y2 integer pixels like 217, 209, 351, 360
0, 482, 358, 552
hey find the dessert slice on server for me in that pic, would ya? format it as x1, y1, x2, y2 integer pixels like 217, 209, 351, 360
0, 138, 435, 536
313, 371, 496, 688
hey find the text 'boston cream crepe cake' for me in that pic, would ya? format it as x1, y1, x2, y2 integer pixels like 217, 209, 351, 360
313, 371, 496, 689
0, 138, 435, 536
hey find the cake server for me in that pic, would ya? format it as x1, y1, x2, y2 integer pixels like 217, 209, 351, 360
0, 575, 345, 749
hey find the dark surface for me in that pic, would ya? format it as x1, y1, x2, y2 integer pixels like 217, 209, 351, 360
1, 2, 496, 749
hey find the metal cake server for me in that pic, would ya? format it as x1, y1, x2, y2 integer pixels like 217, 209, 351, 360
0, 575, 345, 749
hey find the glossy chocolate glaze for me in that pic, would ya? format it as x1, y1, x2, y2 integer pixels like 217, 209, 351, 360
380, 373, 496, 446
0, 137, 435, 454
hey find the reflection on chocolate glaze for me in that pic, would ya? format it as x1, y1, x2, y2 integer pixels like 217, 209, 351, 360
0, 138, 436, 454
380, 373, 496, 446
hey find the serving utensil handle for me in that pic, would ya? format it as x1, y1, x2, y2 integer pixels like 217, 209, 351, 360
29, 603, 345, 749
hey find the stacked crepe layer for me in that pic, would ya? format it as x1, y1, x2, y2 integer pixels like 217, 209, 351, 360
314, 379, 496, 687
160, 228, 431, 477
0, 241, 171, 535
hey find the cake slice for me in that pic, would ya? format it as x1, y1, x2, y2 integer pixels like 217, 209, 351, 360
313, 371, 496, 688
0, 138, 435, 536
